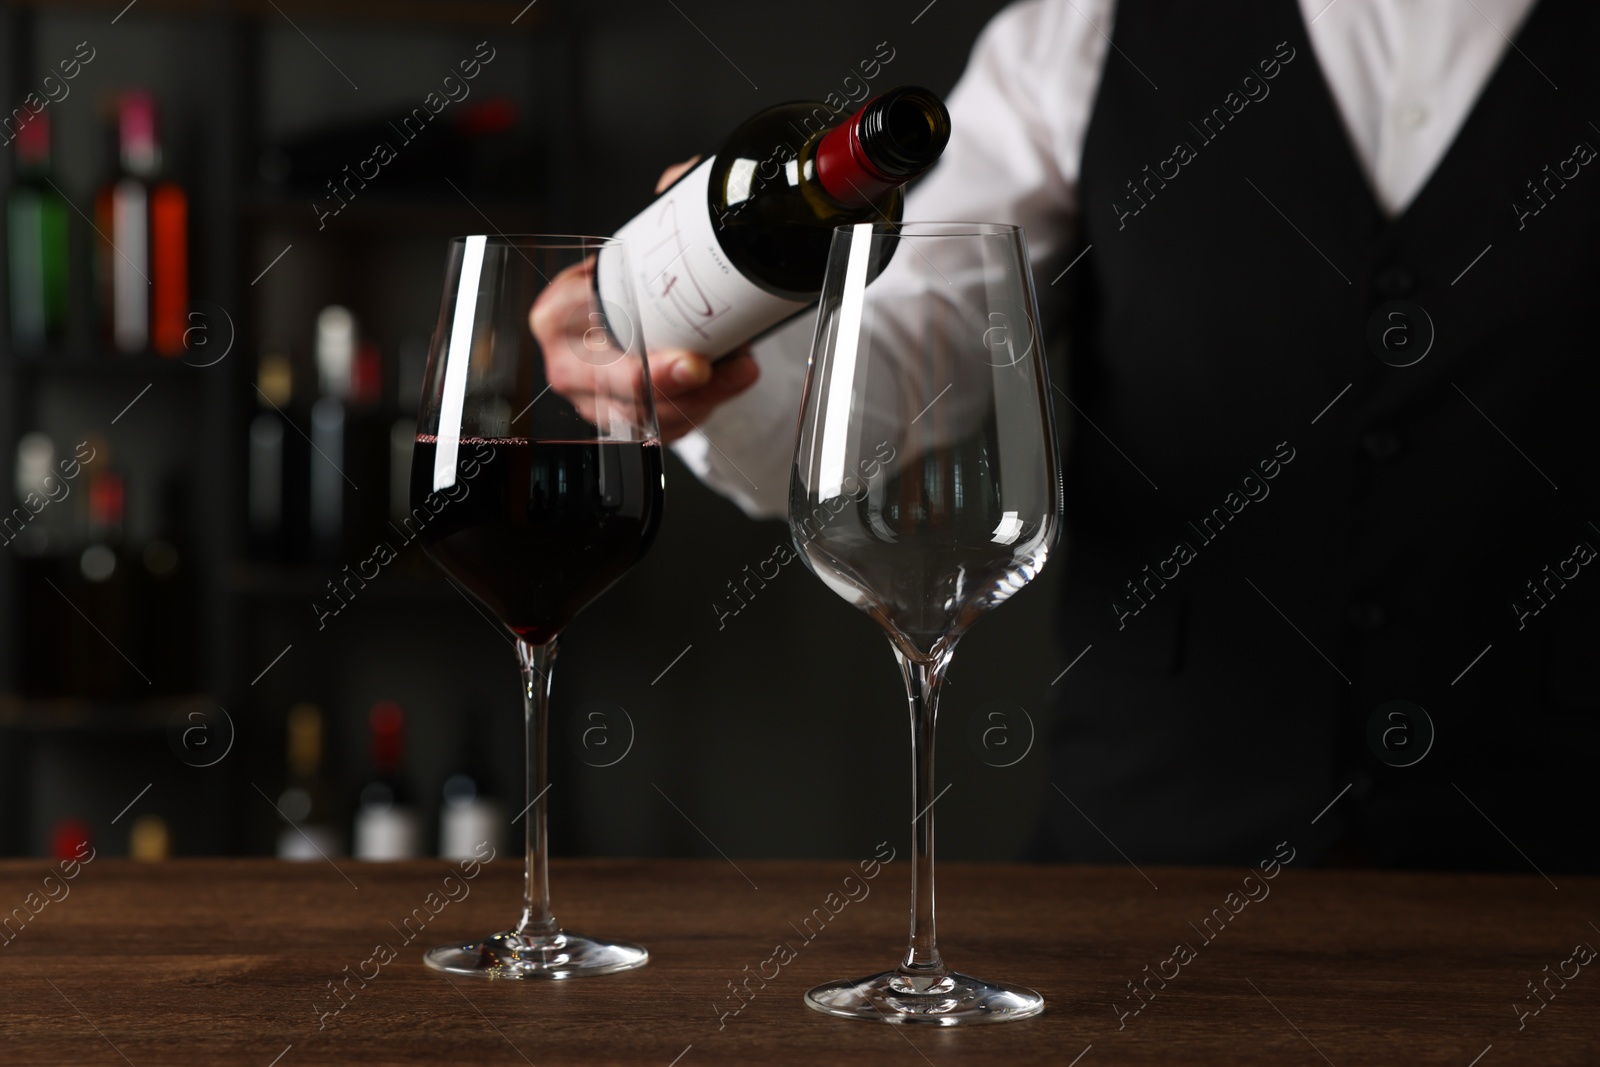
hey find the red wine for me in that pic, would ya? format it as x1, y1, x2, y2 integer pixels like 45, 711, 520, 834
596, 86, 950, 359
411, 437, 663, 644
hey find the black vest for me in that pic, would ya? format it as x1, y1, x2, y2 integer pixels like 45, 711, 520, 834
1044, 0, 1600, 871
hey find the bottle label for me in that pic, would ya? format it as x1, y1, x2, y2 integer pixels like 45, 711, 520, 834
441, 801, 506, 861
278, 825, 341, 861
353, 806, 422, 860
599, 156, 808, 359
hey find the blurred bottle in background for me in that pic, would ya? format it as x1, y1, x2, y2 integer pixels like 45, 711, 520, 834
95, 89, 187, 356
139, 474, 195, 693
439, 704, 503, 860
353, 700, 421, 860
44, 442, 140, 699
8, 431, 63, 555
50, 817, 91, 861
389, 335, 427, 528
277, 703, 343, 859
309, 305, 352, 563
6, 112, 69, 353
308, 305, 388, 565
128, 813, 170, 860
248, 348, 309, 563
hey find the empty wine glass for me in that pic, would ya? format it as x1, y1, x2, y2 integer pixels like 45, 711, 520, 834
790, 221, 1060, 1023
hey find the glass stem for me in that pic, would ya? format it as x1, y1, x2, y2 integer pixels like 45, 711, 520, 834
895, 644, 952, 983
515, 638, 560, 940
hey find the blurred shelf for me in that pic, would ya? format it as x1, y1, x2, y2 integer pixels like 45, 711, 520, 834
236, 0, 554, 26
10, 0, 553, 28
238, 190, 544, 235
0, 693, 216, 734
0, 353, 210, 379
3, 0, 215, 15
0, 0, 580, 857
228, 561, 454, 600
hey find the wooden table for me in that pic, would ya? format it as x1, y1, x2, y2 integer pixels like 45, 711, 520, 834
0, 857, 1594, 1065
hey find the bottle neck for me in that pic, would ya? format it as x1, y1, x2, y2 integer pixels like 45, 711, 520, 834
87, 471, 125, 540
368, 701, 405, 781
812, 87, 951, 208
371, 738, 403, 779
119, 92, 161, 178
287, 705, 324, 779
16, 115, 50, 172
814, 119, 900, 207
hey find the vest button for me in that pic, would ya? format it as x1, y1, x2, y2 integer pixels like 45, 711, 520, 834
1346, 602, 1387, 631
1373, 266, 1415, 298
1362, 430, 1401, 462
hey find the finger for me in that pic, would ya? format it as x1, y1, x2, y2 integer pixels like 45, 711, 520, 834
650, 354, 761, 441
528, 259, 596, 342
692, 351, 760, 405
646, 347, 714, 396
655, 155, 703, 194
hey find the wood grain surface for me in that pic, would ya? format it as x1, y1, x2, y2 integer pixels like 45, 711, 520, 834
0, 857, 1594, 1065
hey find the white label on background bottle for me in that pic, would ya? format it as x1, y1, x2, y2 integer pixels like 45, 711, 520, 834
112, 179, 148, 353
353, 805, 422, 861
597, 157, 808, 359
278, 825, 341, 861
440, 797, 504, 861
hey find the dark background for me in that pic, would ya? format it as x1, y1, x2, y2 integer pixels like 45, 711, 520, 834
0, 0, 1076, 863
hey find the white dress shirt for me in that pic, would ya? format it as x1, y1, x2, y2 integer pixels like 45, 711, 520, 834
673, 0, 1538, 517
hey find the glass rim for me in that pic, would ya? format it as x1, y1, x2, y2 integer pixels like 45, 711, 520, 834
831, 221, 1023, 237
446, 233, 625, 250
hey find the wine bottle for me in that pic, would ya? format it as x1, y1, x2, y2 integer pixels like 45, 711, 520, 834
9, 431, 58, 554
81, 459, 125, 584
93, 89, 187, 356
595, 86, 950, 359
438, 708, 504, 860
309, 306, 353, 563
96, 91, 148, 354
141, 475, 194, 693
13, 433, 63, 696
277, 703, 343, 860
390, 336, 427, 524
347, 336, 390, 553
150, 177, 188, 358
6, 112, 69, 352
76, 455, 137, 698
352, 700, 422, 860
439, 771, 503, 861
248, 351, 291, 560
50, 818, 91, 861
128, 814, 171, 861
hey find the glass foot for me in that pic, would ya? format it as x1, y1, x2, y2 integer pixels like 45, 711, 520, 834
805, 969, 1043, 1025
424, 930, 648, 979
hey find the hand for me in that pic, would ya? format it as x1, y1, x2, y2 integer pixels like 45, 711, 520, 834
528, 156, 760, 443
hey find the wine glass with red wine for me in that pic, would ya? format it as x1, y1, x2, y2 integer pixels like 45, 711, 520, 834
791, 222, 1060, 1023
411, 235, 661, 978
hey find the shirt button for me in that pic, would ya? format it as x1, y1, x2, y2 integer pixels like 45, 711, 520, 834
1400, 104, 1430, 130
1373, 266, 1415, 298
1346, 602, 1387, 631
1362, 429, 1401, 462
